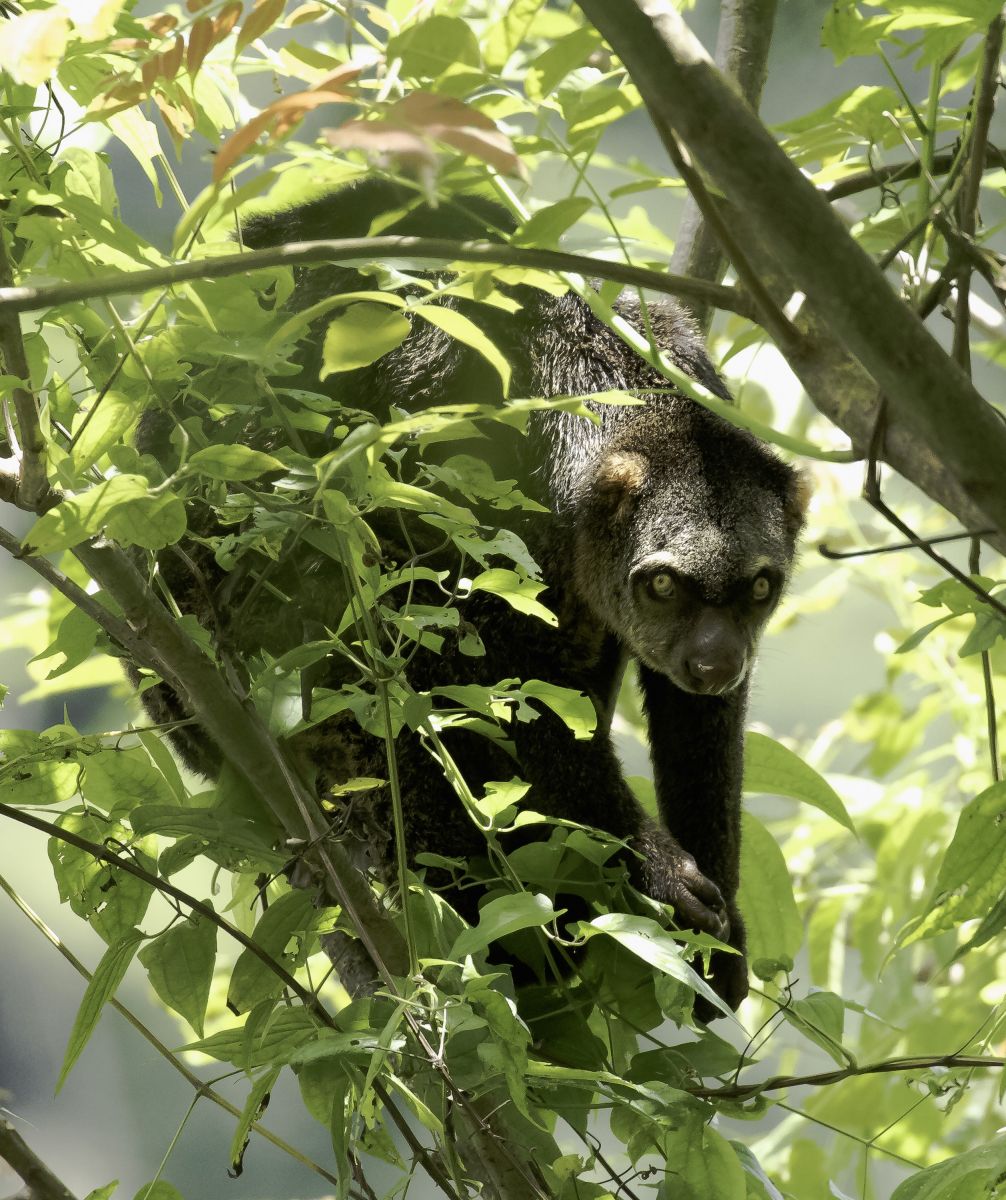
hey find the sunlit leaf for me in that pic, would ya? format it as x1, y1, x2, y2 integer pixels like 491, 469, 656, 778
744, 732, 854, 832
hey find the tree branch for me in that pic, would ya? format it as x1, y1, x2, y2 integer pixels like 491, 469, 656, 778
691, 1052, 1006, 1102
0, 1121, 77, 1200
670, 0, 779, 330
0, 235, 754, 320
0, 231, 54, 510
820, 147, 1004, 202
952, 12, 1004, 373
0, 801, 336, 1012
575, 0, 1006, 547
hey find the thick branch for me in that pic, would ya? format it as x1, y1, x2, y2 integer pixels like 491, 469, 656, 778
670, 0, 778, 329
691, 1052, 1005, 1102
0, 235, 754, 320
0, 1121, 76, 1200
576, 0, 1006, 546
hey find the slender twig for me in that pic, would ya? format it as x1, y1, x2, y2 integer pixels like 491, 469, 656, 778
1, 869, 343, 1187
775, 1102, 922, 1170
821, 149, 998, 202
818, 528, 996, 559
862, 412, 1006, 622
0, 234, 754, 320
970, 537, 1002, 783
0, 801, 331, 1011
952, 14, 1004, 373
658, 121, 797, 348
690, 1052, 1005, 1102
947, 15, 1006, 786
0, 1120, 77, 1200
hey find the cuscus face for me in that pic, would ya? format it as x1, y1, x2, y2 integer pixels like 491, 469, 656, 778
573, 438, 806, 695
626, 548, 784, 694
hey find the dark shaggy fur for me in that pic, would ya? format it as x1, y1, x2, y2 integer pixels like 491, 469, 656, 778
135, 179, 805, 1017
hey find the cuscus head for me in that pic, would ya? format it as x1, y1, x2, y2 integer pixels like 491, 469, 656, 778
573, 416, 809, 697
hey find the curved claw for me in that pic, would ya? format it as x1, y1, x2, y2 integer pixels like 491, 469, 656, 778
670, 854, 729, 941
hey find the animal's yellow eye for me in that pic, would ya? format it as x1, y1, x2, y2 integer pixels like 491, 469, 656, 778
752, 575, 772, 601
651, 571, 676, 599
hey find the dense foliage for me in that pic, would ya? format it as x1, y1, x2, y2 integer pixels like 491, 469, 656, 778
1, 2, 1005, 1198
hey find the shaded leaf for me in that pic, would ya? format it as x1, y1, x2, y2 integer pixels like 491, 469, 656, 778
138, 912, 217, 1036
451, 892, 558, 959
58, 930, 143, 1092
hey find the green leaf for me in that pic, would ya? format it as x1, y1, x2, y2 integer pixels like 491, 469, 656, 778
730, 1141, 786, 1200
414, 304, 511, 394
286, 1029, 400, 1065
891, 1139, 1006, 1200
129, 803, 283, 862
227, 889, 318, 1013
320, 304, 412, 377
903, 781, 1006, 944
387, 16, 481, 79
84, 748, 174, 814
131, 1183, 184, 1200
105, 490, 186, 550
228, 1067, 281, 1178
187, 445, 285, 481
472, 778, 531, 825
662, 1118, 746, 1200
525, 27, 602, 101
585, 913, 734, 1019
737, 812, 802, 978
31, 605, 100, 680
24, 474, 184, 553
513, 197, 593, 247
468, 568, 556, 625
58, 929, 143, 1092
0, 758, 80, 805
896, 613, 954, 654
780, 990, 848, 1066
83, 1185, 119, 1200
520, 679, 596, 739
451, 892, 558, 959
71, 391, 142, 472
48, 812, 156, 944
743, 732, 854, 833
138, 912, 217, 1036
181, 1008, 319, 1068
483, 0, 544, 70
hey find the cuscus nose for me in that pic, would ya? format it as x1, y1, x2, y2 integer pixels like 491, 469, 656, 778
685, 652, 744, 694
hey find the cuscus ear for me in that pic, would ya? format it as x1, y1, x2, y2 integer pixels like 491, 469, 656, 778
785, 467, 812, 538
594, 450, 649, 517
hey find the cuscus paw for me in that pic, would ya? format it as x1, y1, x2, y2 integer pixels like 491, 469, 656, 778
636, 826, 730, 941
667, 851, 730, 942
